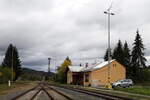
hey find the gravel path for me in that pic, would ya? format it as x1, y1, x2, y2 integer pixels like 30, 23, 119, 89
0, 89, 28, 100
16, 89, 40, 100
52, 86, 105, 100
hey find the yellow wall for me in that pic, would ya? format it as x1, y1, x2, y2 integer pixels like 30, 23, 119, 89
84, 61, 126, 86
83, 72, 91, 86
67, 71, 72, 84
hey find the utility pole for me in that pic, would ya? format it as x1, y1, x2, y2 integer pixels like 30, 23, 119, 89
11, 47, 14, 81
48, 58, 51, 73
104, 3, 114, 87
9, 47, 14, 86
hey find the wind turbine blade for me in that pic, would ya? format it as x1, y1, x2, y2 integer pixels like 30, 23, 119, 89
107, 0, 113, 11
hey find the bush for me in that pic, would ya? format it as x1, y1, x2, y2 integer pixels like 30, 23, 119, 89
139, 69, 150, 82
0, 66, 13, 84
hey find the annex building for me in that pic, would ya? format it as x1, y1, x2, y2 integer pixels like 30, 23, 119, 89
67, 60, 126, 87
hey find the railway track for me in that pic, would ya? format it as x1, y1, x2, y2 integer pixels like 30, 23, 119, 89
10, 82, 135, 100
11, 83, 73, 100
48, 84, 134, 100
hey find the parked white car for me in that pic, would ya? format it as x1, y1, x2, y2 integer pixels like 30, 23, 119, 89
112, 79, 133, 88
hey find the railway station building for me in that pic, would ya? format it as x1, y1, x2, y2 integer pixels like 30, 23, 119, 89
67, 60, 126, 87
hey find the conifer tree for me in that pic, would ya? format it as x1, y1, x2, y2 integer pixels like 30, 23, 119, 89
130, 30, 147, 80
131, 30, 146, 68
112, 40, 124, 65
2, 44, 13, 67
2, 44, 21, 80
104, 48, 112, 61
123, 41, 131, 67
123, 41, 131, 78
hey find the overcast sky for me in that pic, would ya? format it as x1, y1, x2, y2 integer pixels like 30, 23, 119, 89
0, 0, 150, 72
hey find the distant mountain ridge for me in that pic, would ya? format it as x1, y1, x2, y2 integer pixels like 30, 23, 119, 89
21, 67, 54, 80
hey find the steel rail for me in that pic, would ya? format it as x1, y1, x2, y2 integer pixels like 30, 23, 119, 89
11, 84, 40, 100
11, 83, 73, 100
30, 88, 42, 100
50, 84, 134, 100
47, 86, 74, 100
42, 86, 54, 100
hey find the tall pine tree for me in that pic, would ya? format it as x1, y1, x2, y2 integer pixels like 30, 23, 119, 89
112, 40, 124, 65
2, 44, 21, 80
123, 41, 131, 67
123, 41, 131, 78
130, 30, 147, 80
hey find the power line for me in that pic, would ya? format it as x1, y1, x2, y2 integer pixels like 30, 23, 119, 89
49, 56, 103, 61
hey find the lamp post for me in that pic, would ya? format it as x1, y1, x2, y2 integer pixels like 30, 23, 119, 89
9, 47, 14, 86
104, 6, 114, 86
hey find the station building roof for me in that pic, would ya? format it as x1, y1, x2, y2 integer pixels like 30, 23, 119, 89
68, 59, 116, 72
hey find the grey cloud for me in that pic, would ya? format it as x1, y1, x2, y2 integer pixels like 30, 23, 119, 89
0, 0, 150, 72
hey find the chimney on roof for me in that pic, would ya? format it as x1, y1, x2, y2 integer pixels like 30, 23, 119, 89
85, 63, 88, 68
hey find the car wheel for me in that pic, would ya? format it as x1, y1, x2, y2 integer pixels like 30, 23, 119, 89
129, 84, 132, 87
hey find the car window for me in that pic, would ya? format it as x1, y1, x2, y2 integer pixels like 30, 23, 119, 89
127, 80, 131, 82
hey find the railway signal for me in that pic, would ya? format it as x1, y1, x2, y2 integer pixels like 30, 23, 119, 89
48, 58, 51, 73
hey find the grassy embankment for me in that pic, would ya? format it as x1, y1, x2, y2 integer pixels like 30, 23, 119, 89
114, 85, 150, 96
76, 85, 150, 100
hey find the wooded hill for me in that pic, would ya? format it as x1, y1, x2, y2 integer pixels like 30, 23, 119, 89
20, 68, 54, 81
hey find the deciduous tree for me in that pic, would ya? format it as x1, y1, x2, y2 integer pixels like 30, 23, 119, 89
57, 56, 72, 83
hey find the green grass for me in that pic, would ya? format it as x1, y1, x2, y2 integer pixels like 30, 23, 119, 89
114, 86, 150, 96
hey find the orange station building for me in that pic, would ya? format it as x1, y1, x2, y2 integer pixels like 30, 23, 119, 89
67, 60, 126, 87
